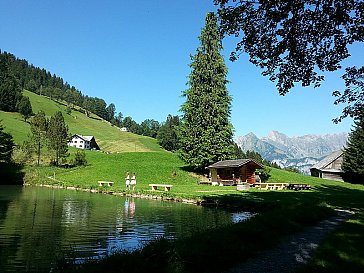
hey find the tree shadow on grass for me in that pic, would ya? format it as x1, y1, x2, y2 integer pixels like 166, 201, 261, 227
198, 183, 364, 212
179, 165, 205, 174
0, 162, 25, 185
298, 211, 364, 273
311, 184, 364, 211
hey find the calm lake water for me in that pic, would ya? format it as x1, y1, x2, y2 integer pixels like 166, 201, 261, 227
0, 185, 252, 273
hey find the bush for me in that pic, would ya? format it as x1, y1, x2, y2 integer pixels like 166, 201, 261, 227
257, 167, 271, 182
73, 149, 87, 166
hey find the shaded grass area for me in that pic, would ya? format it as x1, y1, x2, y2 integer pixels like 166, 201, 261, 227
298, 211, 364, 273
0, 162, 24, 185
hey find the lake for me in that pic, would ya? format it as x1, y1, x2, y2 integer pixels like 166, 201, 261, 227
0, 185, 252, 273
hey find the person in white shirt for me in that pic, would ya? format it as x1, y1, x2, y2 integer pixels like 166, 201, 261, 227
130, 173, 136, 191
125, 172, 130, 190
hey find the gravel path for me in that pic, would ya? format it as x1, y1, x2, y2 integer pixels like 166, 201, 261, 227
224, 209, 354, 273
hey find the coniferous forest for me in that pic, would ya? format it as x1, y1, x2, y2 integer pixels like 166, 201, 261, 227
0, 50, 114, 121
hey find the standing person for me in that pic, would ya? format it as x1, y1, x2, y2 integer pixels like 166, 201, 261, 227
131, 173, 136, 191
125, 172, 130, 190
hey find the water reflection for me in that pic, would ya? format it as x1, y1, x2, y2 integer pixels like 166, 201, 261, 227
0, 186, 253, 273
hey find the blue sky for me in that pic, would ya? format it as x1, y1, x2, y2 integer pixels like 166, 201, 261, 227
1, 0, 361, 138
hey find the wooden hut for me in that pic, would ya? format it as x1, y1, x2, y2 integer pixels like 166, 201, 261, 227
207, 159, 264, 185
310, 150, 344, 181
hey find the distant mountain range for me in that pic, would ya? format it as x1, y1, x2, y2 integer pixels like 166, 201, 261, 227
235, 131, 348, 174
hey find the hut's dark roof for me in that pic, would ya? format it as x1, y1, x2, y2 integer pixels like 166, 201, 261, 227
310, 150, 343, 171
207, 159, 264, 169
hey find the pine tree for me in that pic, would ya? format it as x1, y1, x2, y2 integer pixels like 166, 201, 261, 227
30, 111, 48, 166
157, 115, 180, 152
0, 54, 22, 112
17, 96, 33, 121
342, 113, 364, 183
0, 121, 14, 164
179, 12, 234, 170
47, 111, 69, 166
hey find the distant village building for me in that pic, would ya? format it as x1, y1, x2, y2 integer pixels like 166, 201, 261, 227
207, 159, 264, 185
120, 127, 128, 132
310, 150, 344, 181
68, 134, 100, 150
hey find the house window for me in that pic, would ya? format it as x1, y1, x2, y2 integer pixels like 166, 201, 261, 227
79, 145, 82, 148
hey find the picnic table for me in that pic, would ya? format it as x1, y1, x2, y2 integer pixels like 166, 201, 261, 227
252, 182, 289, 190
286, 183, 311, 190
149, 184, 173, 192
98, 181, 114, 187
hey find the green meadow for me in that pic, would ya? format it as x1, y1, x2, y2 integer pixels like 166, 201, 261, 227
0, 90, 162, 152
1, 91, 364, 272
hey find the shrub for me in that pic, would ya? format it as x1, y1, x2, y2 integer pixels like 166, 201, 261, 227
73, 149, 87, 166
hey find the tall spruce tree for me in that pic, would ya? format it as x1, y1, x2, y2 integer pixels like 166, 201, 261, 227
179, 12, 234, 170
0, 121, 14, 164
157, 115, 180, 152
47, 111, 69, 166
342, 113, 364, 183
30, 111, 48, 166
0, 54, 22, 112
17, 96, 33, 121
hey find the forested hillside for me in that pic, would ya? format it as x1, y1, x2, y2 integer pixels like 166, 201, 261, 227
0, 50, 117, 121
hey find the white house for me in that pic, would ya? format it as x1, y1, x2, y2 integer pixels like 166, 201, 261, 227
68, 134, 100, 150
120, 127, 128, 132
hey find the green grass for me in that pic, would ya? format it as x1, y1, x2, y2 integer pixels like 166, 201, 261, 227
0, 110, 31, 143
0, 90, 162, 152
26, 149, 199, 189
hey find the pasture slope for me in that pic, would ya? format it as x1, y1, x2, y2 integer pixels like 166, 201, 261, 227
0, 90, 162, 152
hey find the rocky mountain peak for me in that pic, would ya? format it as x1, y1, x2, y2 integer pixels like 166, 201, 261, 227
235, 130, 348, 174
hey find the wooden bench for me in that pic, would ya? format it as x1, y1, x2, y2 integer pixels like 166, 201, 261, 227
149, 184, 173, 192
98, 181, 114, 187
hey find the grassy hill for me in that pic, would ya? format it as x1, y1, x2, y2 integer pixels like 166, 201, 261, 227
0, 90, 162, 152
0, 90, 200, 187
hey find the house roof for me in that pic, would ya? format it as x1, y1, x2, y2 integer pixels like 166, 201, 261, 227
310, 150, 343, 170
207, 159, 264, 169
72, 134, 94, 142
